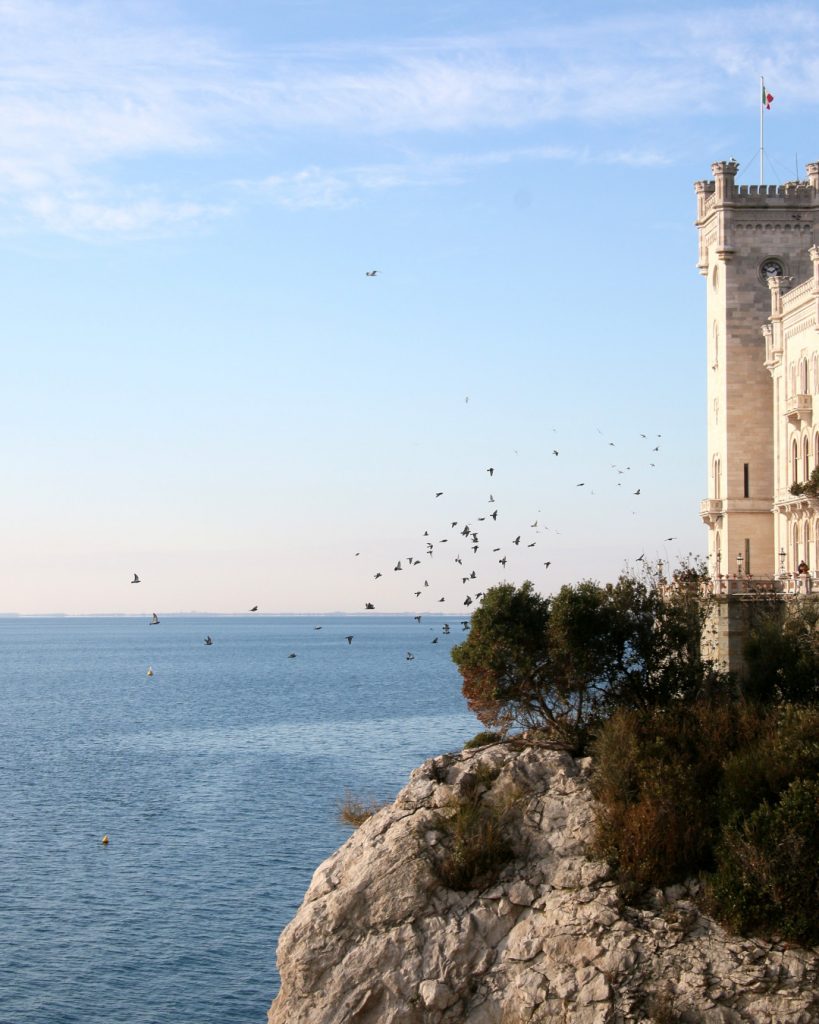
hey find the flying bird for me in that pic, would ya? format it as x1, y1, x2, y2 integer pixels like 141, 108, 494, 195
435, 492, 443, 498
345, 635, 354, 645
204, 636, 213, 645
414, 615, 422, 623
250, 605, 258, 612
374, 572, 382, 579
365, 602, 375, 610
365, 270, 379, 276
513, 536, 520, 545
288, 653, 297, 658
487, 467, 494, 476
544, 561, 551, 568
431, 637, 438, 644
406, 652, 415, 660
131, 574, 141, 584
634, 489, 641, 496
464, 596, 473, 607
150, 613, 159, 625
552, 450, 559, 456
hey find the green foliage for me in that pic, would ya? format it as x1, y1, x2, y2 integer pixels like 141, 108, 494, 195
591, 701, 755, 892
789, 465, 819, 496
744, 598, 819, 704
451, 565, 726, 752
592, 702, 819, 942
463, 730, 504, 749
708, 778, 819, 944
451, 581, 555, 736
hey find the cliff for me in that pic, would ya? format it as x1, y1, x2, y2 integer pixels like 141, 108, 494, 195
268, 742, 818, 1024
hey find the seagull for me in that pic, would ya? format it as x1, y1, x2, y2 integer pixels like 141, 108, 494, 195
528, 542, 536, 548
314, 625, 323, 630
150, 613, 160, 625
499, 556, 507, 567
491, 510, 498, 521
131, 574, 141, 584
576, 483, 585, 487
345, 635, 354, 645
665, 537, 677, 542
250, 605, 258, 612
394, 561, 403, 571
552, 450, 559, 456
204, 636, 213, 645
431, 637, 438, 644
544, 561, 551, 568
487, 467, 494, 476
414, 615, 422, 623
442, 623, 450, 634
406, 652, 415, 660
374, 572, 382, 579
438, 597, 445, 602
633, 489, 641, 496
513, 536, 520, 546
365, 270, 379, 276
288, 652, 297, 658
365, 602, 375, 610
435, 492, 443, 498
461, 620, 470, 630
464, 596, 473, 606
414, 591, 422, 597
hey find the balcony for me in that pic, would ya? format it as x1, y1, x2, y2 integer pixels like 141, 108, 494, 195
785, 394, 812, 425
699, 498, 724, 525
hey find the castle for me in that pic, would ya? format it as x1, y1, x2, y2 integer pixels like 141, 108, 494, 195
696, 160, 819, 668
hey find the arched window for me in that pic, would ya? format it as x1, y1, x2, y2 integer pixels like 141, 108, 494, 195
801, 358, 809, 394
814, 432, 819, 469
793, 439, 800, 482
713, 457, 721, 499
804, 436, 811, 480
794, 522, 800, 568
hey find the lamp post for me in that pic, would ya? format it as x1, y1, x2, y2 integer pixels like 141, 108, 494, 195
779, 547, 787, 575
737, 552, 744, 576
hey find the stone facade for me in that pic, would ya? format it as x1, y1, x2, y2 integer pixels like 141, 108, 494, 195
696, 161, 819, 672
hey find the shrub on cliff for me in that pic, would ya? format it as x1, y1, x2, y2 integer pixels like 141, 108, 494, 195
591, 702, 819, 941
451, 566, 725, 752
743, 597, 819, 704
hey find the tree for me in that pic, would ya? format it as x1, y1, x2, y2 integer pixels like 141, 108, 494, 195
450, 582, 555, 736
452, 564, 726, 750
744, 597, 819, 704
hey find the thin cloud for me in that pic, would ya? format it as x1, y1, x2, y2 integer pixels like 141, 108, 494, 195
0, 2, 816, 234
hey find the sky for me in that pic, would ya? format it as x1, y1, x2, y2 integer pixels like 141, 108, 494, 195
2, 0, 818, 615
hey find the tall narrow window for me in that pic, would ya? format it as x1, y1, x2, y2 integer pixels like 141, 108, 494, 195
793, 439, 800, 482
805, 437, 811, 481
715, 531, 721, 574
713, 457, 721, 499
743, 463, 749, 498
802, 358, 809, 394
805, 522, 811, 569
815, 431, 819, 469
745, 539, 751, 575
794, 523, 800, 568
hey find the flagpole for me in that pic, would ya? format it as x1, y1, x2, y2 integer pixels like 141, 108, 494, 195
760, 75, 765, 186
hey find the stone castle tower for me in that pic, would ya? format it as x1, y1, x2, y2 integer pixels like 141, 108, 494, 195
695, 161, 819, 579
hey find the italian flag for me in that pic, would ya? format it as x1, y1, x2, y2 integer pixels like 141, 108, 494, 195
762, 82, 774, 109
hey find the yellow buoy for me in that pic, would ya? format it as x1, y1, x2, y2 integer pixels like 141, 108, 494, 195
102, 834, 109, 845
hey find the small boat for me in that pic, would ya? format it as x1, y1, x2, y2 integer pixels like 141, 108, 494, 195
146, 666, 154, 677
149, 613, 160, 625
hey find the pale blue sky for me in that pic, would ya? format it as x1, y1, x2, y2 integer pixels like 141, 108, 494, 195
2, 0, 816, 614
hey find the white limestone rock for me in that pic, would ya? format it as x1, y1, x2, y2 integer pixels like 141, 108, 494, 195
268, 743, 819, 1024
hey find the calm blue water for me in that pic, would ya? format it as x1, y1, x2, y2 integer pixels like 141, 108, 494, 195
1, 615, 477, 1024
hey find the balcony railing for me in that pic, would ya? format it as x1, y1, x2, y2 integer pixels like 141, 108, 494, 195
707, 573, 814, 597
785, 394, 812, 424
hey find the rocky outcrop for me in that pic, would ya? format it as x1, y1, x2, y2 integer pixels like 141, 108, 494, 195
268, 743, 819, 1024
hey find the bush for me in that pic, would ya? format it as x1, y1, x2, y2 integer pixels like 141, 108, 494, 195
591, 702, 750, 892
431, 770, 516, 891
338, 791, 388, 828
464, 730, 504, 749
744, 599, 819, 704
708, 778, 819, 944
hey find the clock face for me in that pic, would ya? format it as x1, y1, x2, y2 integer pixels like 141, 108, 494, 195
761, 258, 784, 278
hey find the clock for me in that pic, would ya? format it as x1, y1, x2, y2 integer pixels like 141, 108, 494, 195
761, 258, 784, 278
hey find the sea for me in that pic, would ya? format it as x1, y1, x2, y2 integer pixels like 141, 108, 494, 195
1, 615, 478, 1024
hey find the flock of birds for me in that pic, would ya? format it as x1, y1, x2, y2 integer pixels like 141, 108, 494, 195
132, 413, 677, 675
130, 278, 676, 673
